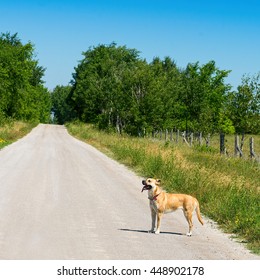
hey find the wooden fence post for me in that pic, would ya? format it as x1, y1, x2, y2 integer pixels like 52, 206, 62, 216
170, 129, 173, 141
199, 132, 202, 146
234, 135, 238, 156
182, 131, 190, 147
240, 133, 245, 151
182, 131, 186, 143
165, 129, 168, 141
190, 133, 193, 146
206, 134, 210, 147
235, 135, 243, 157
220, 133, 225, 154
250, 137, 256, 159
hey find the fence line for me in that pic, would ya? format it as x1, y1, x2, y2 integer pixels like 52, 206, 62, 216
141, 129, 259, 162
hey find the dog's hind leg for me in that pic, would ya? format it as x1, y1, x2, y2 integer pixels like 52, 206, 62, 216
183, 210, 193, 236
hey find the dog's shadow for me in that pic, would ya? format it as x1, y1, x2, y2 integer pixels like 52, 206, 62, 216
119, 228, 183, 236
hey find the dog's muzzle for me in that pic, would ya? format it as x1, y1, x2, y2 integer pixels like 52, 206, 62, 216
141, 180, 152, 192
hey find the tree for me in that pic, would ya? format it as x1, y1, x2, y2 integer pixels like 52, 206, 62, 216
226, 73, 260, 134
68, 43, 233, 135
145, 56, 183, 131
69, 43, 141, 132
0, 32, 51, 122
52, 85, 74, 124
181, 61, 231, 133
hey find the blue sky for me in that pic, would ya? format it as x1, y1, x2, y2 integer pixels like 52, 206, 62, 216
1, 0, 260, 90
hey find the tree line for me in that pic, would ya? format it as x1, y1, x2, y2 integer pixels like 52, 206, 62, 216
1, 32, 259, 135
53, 43, 260, 135
0, 32, 51, 124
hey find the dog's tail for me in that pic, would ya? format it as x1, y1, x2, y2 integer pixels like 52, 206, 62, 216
195, 200, 204, 225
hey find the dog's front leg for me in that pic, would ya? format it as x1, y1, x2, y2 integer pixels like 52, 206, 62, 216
155, 212, 163, 234
149, 208, 156, 233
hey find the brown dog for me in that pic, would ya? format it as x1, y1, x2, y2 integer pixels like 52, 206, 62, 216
142, 178, 204, 236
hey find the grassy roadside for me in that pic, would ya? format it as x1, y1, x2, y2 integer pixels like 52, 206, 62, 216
0, 121, 37, 149
67, 122, 260, 254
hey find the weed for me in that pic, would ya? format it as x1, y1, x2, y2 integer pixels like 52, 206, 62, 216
0, 121, 37, 149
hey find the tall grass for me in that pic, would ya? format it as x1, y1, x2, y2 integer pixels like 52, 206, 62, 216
67, 122, 260, 254
0, 121, 37, 149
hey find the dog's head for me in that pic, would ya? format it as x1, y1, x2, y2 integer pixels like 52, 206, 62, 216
141, 178, 161, 192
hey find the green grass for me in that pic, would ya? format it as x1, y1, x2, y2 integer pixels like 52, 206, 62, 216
66, 122, 260, 254
0, 121, 37, 149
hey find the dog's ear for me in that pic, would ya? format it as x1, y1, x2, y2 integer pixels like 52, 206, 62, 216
156, 179, 161, 185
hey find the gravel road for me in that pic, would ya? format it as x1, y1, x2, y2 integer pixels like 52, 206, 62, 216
0, 124, 258, 260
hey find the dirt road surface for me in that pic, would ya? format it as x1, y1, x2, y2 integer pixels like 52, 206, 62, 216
0, 124, 258, 260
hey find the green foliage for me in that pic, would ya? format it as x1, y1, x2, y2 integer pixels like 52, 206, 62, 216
64, 42, 260, 135
67, 43, 245, 135
69, 43, 143, 132
218, 111, 236, 134
226, 73, 260, 134
0, 32, 51, 123
181, 61, 231, 133
51, 85, 74, 124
